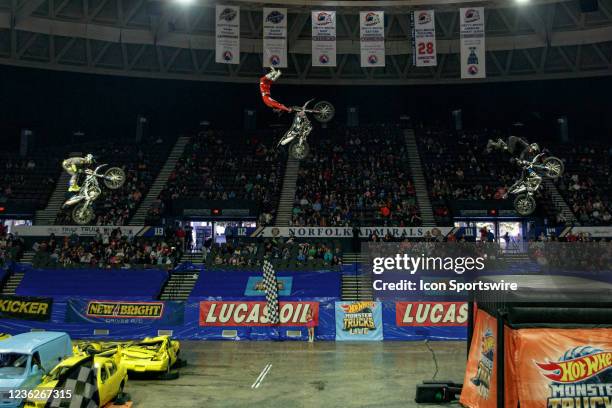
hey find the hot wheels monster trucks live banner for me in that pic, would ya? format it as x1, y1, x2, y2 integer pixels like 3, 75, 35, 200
360, 11, 385, 67
335, 301, 383, 341
460, 308, 498, 407
263, 8, 287, 68
411, 10, 437, 67
66, 299, 185, 325
460, 7, 486, 79
312, 11, 336, 67
215, 5, 240, 65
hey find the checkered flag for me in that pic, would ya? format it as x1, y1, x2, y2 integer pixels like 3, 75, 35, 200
263, 259, 280, 325
45, 354, 99, 408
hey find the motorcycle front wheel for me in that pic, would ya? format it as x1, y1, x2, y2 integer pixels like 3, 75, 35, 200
312, 101, 335, 123
103, 167, 126, 189
542, 157, 564, 179
290, 141, 310, 160
72, 203, 95, 225
514, 194, 536, 216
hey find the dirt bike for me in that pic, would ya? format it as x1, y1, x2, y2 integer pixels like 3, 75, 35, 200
278, 99, 335, 160
62, 164, 126, 225
508, 152, 564, 216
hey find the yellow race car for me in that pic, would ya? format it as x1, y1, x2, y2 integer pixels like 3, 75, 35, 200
119, 335, 180, 374
25, 349, 128, 407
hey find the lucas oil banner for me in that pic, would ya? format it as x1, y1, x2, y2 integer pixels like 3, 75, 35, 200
411, 10, 437, 67
396, 302, 467, 327
66, 299, 185, 325
263, 8, 287, 68
311, 11, 336, 67
461, 308, 498, 407
460, 7, 486, 79
199, 301, 318, 326
335, 301, 383, 341
0, 295, 53, 321
215, 5, 240, 64
360, 11, 385, 67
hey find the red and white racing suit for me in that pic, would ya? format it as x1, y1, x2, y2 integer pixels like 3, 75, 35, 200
259, 73, 291, 113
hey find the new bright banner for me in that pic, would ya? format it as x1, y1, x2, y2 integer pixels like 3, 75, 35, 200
335, 301, 383, 341
66, 299, 185, 325
244, 276, 293, 297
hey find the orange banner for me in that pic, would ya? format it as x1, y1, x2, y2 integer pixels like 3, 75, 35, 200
460, 308, 498, 408
511, 328, 612, 408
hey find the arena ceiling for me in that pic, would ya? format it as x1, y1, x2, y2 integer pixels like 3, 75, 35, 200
0, 0, 611, 84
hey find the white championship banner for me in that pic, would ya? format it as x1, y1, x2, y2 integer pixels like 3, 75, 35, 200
360, 11, 385, 67
411, 10, 437, 67
215, 5, 240, 65
460, 7, 486, 79
263, 8, 287, 68
312, 10, 336, 67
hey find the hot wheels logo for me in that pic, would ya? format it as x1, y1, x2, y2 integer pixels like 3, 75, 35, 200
364, 12, 381, 26
537, 350, 612, 383
341, 301, 375, 314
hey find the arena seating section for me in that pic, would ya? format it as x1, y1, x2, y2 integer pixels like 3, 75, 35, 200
292, 124, 422, 227
0, 149, 62, 212
554, 143, 612, 225
147, 130, 285, 225
55, 138, 174, 225
15, 266, 168, 299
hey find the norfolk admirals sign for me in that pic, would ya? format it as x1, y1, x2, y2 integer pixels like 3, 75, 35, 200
0, 295, 53, 321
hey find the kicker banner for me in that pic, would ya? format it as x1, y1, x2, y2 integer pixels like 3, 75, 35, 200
460, 7, 486, 79
0, 295, 53, 321
360, 11, 385, 67
411, 10, 437, 67
215, 5, 240, 65
66, 299, 185, 325
263, 8, 287, 68
335, 301, 383, 341
311, 10, 336, 67
199, 301, 319, 326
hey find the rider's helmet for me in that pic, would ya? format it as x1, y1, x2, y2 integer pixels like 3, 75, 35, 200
529, 143, 540, 153
85, 154, 94, 163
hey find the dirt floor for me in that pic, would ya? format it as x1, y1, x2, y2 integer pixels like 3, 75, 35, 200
126, 340, 467, 408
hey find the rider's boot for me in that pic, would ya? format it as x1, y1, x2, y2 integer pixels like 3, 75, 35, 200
68, 176, 80, 192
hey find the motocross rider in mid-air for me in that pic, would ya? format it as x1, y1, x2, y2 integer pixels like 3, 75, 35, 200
486, 136, 542, 198
62, 154, 94, 192
259, 67, 306, 147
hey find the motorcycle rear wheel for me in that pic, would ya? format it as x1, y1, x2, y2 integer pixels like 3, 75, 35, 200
290, 141, 310, 160
72, 203, 95, 225
103, 167, 126, 189
312, 101, 335, 123
514, 194, 536, 216
542, 157, 564, 179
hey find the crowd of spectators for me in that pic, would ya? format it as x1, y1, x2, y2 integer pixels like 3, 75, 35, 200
292, 124, 421, 227
203, 237, 343, 268
56, 138, 170, 226
147, 130, 284, 226
555, 144, 612, 226
31, 227, 183, 269
0, 225, 25, 267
